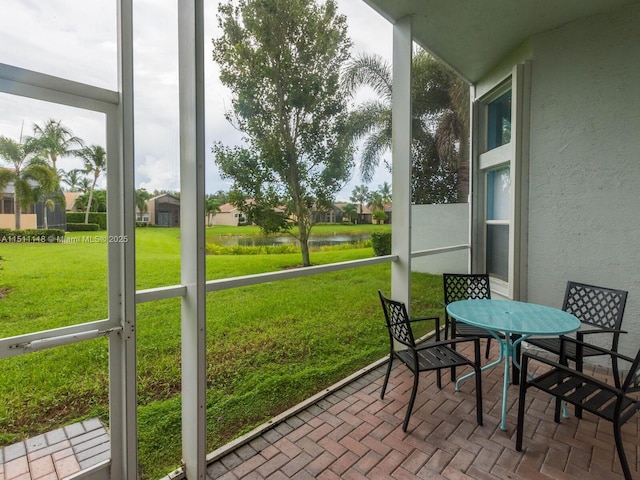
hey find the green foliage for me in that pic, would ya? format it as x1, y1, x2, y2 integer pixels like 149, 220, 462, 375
1, 226, 417, 479
0, 228, 65, 242
343, 49, 469, 203
67, 223, 100, 232
0, 135, 60, 230
212, 0, 355, 266
372, 209, 388, 223
67, 212, 106, 229
371, 231, 391, 256
206, 243, 299, 255
74, 189, 107, 213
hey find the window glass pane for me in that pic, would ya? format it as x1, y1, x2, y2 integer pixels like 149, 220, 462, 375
487, 91, 511, 150
486, 167, 510, 220
487, 224, 509, 281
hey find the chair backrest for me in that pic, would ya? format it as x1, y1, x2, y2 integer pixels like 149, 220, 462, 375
379, 290, 416, 349
443, 273, 491, 305
563, 282, 628, 347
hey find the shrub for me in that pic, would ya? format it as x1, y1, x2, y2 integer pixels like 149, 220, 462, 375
67, 223, 101, 232
371, 231, 391, 256
0, 228, 65, 243
67, 212, 107, 230
206, 243, 300, 255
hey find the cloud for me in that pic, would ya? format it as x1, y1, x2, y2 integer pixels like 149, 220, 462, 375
0, 0, 393, 198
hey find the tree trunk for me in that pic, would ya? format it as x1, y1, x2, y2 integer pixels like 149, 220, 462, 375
299, 216, 311, 267
85, 188, 94, 224
14, 199, 21, 230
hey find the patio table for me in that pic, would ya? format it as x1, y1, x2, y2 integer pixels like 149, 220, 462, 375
446, 299, 580, 431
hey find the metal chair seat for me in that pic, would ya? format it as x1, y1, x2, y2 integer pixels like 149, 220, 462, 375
378, 290, 483, 432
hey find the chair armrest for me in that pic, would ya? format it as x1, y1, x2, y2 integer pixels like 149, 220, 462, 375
409, 316, 439, 323
522, 351, 623, 394
577, 327, 627, 335
415, 336, 480, 351
560, 336, 635, 364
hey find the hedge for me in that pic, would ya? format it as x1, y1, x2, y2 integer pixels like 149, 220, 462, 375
67, 223, 100, 232
371, 231, 391, 256
0, 228, 65, 243
66, 212, 107, 230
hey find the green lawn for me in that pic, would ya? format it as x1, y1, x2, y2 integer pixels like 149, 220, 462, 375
0, 226, 442, 479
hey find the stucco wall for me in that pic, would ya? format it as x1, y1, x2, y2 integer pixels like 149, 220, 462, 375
410, 203, 469, 275
526, 4, 640, 356
0, 214, 37, 229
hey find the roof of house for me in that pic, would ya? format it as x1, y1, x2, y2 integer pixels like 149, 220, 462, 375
63, 191, 81, 210
218, 203, 240, 213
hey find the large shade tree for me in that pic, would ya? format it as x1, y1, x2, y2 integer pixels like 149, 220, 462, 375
212, 0, 354, 267
0, 136, 58, 229
343, 50, 469, 204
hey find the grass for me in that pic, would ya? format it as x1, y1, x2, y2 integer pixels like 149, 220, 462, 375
0, 226, 442, 479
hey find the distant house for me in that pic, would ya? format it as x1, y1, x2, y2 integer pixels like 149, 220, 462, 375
312, 204, 343, 224
146, 194, 180, 227
212, 203, 247, 226
63, 192, 82, 212
0, 183, 38, 230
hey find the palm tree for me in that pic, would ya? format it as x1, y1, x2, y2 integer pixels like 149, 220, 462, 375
75, 145, 106, 223
341, 203, 357, 224
343, 50, 469, 202
367, 191, 384, 212
60, 168, 86, 192
349, 184, 369, 224
0, 136, 58, 230
30, 119, 84, 171
135, 188, 150, 222
377, 181, 392, 205
78, 177, 92, 194
42, 198, 55, 229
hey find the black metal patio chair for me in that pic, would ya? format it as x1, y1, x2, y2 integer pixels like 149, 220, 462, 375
378, 290, 483, 432
516, 337, 640, 480
443, 273, 494, 359
526, 281, 627, 416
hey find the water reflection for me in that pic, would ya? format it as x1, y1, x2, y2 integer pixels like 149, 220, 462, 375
209, 234, 370, 248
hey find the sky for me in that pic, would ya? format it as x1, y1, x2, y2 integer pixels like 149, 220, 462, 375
0, 0, 393, 202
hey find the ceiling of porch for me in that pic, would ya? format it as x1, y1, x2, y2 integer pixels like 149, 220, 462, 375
362, 0, 639, 83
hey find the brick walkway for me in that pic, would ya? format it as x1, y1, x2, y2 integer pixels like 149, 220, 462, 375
206, 341, 640, 480
0, 418, 109, 480
3, 342, 639, 479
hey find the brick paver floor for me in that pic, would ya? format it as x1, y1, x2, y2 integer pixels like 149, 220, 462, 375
0, 418, 109, 480
3, 341, 639, 479
206, 341, 640, 480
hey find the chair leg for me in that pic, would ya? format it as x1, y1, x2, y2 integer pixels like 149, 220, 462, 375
403, 371, 420, 432
575, 356, 584, 418
515, 357, 529, 451
381, 354, 393, 400
485, 338, 491, 359
474, 363, 483, 426
554, 395, 562, 423
613, 419, 633, 480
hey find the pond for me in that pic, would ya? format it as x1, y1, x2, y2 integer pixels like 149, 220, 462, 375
208, 233, 371, 248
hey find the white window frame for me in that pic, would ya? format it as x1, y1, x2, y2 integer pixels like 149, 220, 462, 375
473, 63, 530, 300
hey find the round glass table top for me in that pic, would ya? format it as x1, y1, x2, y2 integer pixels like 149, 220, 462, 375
446, 299, 580, 335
